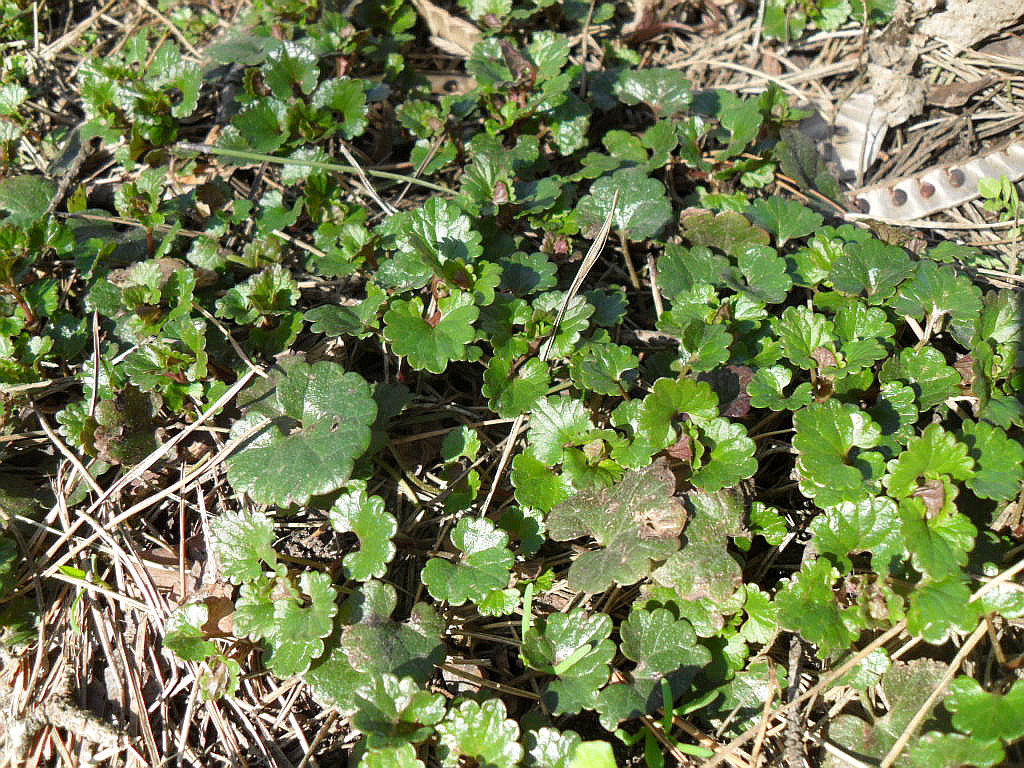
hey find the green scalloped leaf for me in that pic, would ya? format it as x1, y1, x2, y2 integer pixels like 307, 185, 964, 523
527, 396, 595, 465
879, 347, 960, 411
522, 608, 615, 715
907, 733, 1003, 768
383, 291, 479, 374
421, 517, 514, 606
524, 727, 583, 768
209, 509, 277, 584
568, 341, 638, 396
613, 68, 692, 115
226, 357, 376, 506
883, 423, 974, 500
483, 356, 550, 417
810, 496, 901, 573
746, 196, 823, 248
889, 261, 982, 344
775, 558, 862, 657
594, 607, 710, 729
511, 452, 573, 512
263, 571, 339, 677
772, 306, 834, 370
548, 459, 685, 594
680, 208, 770, 258
959, 420, 1024, 501
906, 574, 980, 644
329, 482, 397, 581
829, 238, 913, 304
339, 580, 446, 683
436, 699, 524, 768
164, 602, 217, 662
944, 676, 1024, 744
358, 744, 425, 768
747, 366, 812, 411
576, 167, 672, 241
636, 377, 719, 452
688, 417, 757, 492
792, 400, 885, 507
352, 674, 446, 749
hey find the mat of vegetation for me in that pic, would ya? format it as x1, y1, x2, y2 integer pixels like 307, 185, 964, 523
1, 1, 1023, 766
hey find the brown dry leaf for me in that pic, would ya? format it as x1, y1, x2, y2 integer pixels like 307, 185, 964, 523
979, 34, 1024, 58
665, 435, 693, 463
409, 0, 482, 59
141, 546, 200, 602
912, 479, 946, 519
927, 76, 998, 108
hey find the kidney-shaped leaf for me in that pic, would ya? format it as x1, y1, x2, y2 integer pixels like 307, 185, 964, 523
421, 517, 514, 606
330, 482, 397, 581
547, 458, 685, 593
226, 356, 377, 506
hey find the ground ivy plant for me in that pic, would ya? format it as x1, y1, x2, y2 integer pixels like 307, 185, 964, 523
1, 2, 1022, 766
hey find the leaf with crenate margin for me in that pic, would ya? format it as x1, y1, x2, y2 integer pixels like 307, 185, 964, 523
772, 306, 834, 370
164, 602, 217, 661
958, 419, 1024, 501
746, 196, 823, 248
511, 452, 573, 512
303, 582, 443, 714
358, 744, 425, 768
775, 558, 861, 657
635, 377, 718, 452
809, 496, 901, 573
262, 571, 338, 677
576, 168, 672, 241
524, 727, 582, 768
483, 356, 549, 417
339, 580, 446, 683
734, 245, 793, 304
829, 238, 913, 303
907, 734, 1003, 768
890, 261, 982, 344
226, 356, 376, 507
547, 458, 685, 594
680, 208, 770, 258
688, 418, 757, 492
747, 366, 812, 411
526, 396, 594, 465
436, 699, 524, 768
613, 68, 692, 115
906, 574, 980, 644
521, 608, 615, 715
421, 517, 514, 606
944, 676, 1024, 744
329, 482, 397, 581
352, 674, 446, 749
594, 607, 710, 729
383, 291, 479, 374
393, 197, 483, 267
879, 347, 960, 411
792, 400, 885, 507
883, 423, 974, 500
209, 509, 277, 584
568, 341, 638, 395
